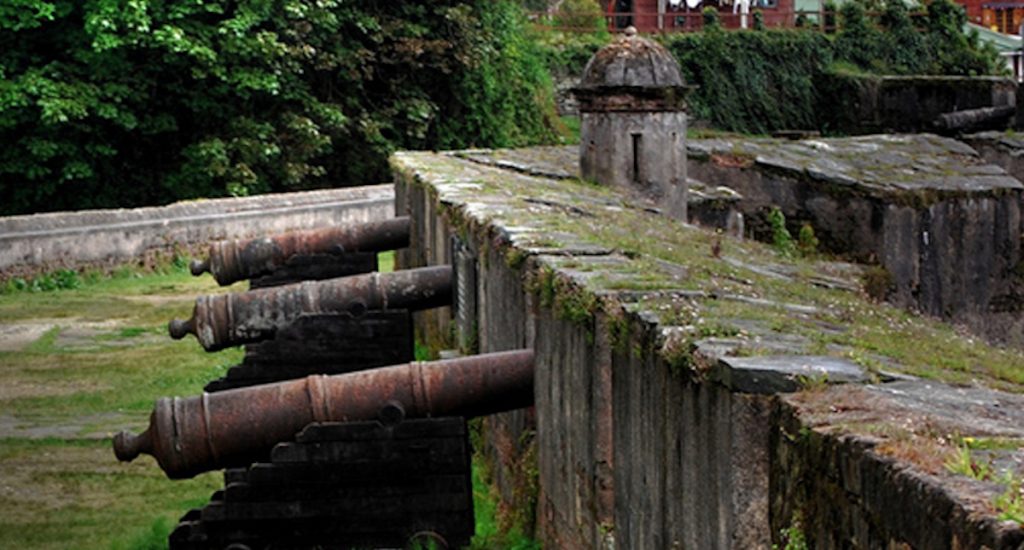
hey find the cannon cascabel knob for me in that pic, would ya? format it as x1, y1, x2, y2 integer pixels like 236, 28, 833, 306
168, 318, 194, 340
189, 258, 210, 276
113, 429, 148, 462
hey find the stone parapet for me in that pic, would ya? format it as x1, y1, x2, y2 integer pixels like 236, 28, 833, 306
392, 147, 1024, 549
0, 185, 394, 276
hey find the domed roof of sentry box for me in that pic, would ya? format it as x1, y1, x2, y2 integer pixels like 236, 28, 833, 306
578, 27, 684, 89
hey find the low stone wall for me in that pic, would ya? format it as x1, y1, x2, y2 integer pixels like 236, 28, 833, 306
393, 148, 1024, 549
0, 186, 394, 276
687, 134, 1024, 346
824, 74, 1017, 134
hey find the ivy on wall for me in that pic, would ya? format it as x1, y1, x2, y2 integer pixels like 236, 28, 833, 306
539, 0, 1003, 134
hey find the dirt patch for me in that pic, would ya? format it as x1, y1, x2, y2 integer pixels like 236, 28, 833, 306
53, 321, 163, 351
0, 319, 166, 353
0, 412, 145, 439
122, 294, 196, 306
0, 322, 56, 352
0, 379, 112, 401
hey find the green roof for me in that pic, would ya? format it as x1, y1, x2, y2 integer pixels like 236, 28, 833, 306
965, 22, 1023, 53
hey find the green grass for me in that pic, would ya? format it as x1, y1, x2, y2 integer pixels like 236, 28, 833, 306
0, 266, 234, 549
379, 250, 395, 273
469, 463, 540, 550
0, 258, 530, 549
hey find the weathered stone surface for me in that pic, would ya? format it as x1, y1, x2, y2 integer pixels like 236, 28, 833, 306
690, 133, 1021, 199
0, 185, 394, 275
712, 355, 870, 394
392, 146, 1024, 550
824, 74, 1017, 134
689, 133, 1024, 346
777, 380, 1024, 550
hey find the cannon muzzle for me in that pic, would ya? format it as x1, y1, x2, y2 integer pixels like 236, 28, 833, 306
114, 349, 534, 479
192, 217, 411, 285
169, 265, 451, 351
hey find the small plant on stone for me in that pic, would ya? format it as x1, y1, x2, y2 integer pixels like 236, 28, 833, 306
768, 207, 796, 257
797, 223, 819, 257
773, 511, 809, 550
944, 443, 989, 479
946, 439, 1024, 525
861, 265, 893, 301
995, 474, 1024, 524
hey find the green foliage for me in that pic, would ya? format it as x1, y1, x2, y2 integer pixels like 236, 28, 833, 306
2, 268, 81, 294
0, 1, 559, 215
924, 0, 1002, 75
768, 207, 796, 257
554, 0, 605, 31
435, 2, 561, 150
995, 476, 1024, 524
861, 265, 893, 301
797, 223, 819, 256
834, 1, 887, 71
945, 438, 1024, 524
879, 0, 926, 73
831, 0, 1000, 76
823, 1, 837, 30
657, 0, 1002, 134
774, 512, 809, 550
702, 7, 721, 30
537, 30, 610, 79
661, 30, 834, 133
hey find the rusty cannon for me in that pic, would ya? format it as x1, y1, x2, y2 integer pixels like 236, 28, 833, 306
168, 265, 451, 352
189, 217, 411, 286
113, 349, 534, 479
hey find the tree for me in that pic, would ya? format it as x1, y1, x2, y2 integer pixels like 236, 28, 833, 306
0, 1, 559, 214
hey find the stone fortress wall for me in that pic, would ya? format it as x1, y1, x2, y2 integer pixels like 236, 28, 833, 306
0, 185, 394, 277
393, 146, 1024, 550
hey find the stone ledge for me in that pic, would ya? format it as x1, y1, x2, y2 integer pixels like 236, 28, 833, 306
0, 185, 394, 273
712, 355, 870, 394
391, 145, 1024, 548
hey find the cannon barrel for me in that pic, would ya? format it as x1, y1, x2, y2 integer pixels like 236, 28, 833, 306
190, 217, 411, 286
169, 265, 451, 352
113, 349, 534, 479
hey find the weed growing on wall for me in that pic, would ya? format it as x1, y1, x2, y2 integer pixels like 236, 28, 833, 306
945, 437, 1024, 525
768, 207, 797, 257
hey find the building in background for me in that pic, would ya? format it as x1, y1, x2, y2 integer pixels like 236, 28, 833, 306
967, 21, 1024, 80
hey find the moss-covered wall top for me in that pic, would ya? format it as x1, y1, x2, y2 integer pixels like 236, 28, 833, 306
391, 146, 1024, 390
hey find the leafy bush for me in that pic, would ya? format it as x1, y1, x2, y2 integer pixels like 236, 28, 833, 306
554, 0, 605, 31
537, 31, 610, 79
661, 30, 834, 133
435, 2, 561, 149
702, 7, 721, 30
834, 1, 888, 71
924, 0, 1002, 75
768, 207, 797, 257
0, 1, 559, 215
657, 0, 1002, 134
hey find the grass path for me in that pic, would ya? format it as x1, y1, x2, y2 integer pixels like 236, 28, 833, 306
0, 252, 535, 549
0, 267, 241, 549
